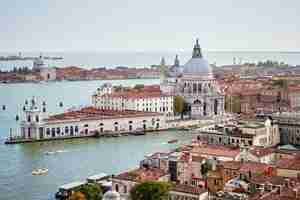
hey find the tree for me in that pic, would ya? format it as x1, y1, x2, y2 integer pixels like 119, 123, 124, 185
173, 96, 185, 119
134, 84, 144, 90
77, 183, 102, 200
201, 161, 212, 178
130, 181, 171, 200
272, 79, 288, 89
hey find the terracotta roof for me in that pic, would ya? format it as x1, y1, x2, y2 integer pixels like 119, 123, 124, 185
249, 147, 275, 158
250, 175, 297, 186
113, 167, 167, 182
221, 161, 242, 170
191, 144, 240, 158
45, 107, 162, 123
170, 184, 206, 195
276, 157, 300, 170
239, 162, 272, 174
192, 156, 205, 162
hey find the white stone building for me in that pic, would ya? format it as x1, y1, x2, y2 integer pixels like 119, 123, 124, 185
15, 98, 166, 142
32, 55, 57, 81
160, 39, 225, 119
92, 85, 174, 117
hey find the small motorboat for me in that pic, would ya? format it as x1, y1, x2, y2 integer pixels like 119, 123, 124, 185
32, 168, 48, 175
45, 151, 56, 155
168, 139, 178, 144
56, 150, 67, 153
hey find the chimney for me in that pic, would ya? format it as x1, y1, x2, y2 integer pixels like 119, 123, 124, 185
293, 188, 300, 199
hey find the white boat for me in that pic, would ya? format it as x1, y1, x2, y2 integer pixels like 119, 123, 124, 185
32, 168, 48, 175
56, 150, 67, 153
45, 151, 56, 155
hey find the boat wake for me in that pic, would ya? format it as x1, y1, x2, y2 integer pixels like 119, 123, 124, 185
44, 149, 69, 155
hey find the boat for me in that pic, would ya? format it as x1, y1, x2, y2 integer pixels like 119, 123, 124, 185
55, 181, 86, 199
132, 131, 145, 136
32, 168, 48, 175
45, 151, 56, 155
168, 139, 178, 144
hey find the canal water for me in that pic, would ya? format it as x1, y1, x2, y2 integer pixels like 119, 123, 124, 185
0, 79, 195, 200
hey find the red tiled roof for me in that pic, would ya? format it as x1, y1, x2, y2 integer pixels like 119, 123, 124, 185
45, 106, 162, 123
249, 147, 275, 158
239, 162, 272, 174
276, 157, 300, 170
191, 144, 240, 158
171, 184, 206, 195
114, 167, 167, 182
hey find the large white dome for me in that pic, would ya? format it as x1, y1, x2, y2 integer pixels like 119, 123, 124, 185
183, 57, 212, 76
183, 39, 213, 78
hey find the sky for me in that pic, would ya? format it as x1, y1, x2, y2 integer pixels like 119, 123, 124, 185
1, 0, 300, 52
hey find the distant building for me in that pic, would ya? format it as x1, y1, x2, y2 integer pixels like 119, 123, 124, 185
13, 98, 166, 142
32, 54, 56, 81
197, 118, 280, 148
92, 84, 174, 117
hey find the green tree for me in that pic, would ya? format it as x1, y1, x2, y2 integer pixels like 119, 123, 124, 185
272, 79, 288, 89
173, 96, 185, 119
201, 161, 212, 178
77, 183, 102, 200
134, 84, 144, 90
130, 181, 171, 200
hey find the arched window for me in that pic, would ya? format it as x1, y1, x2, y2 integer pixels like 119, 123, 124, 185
46, 128, 50, 135
65, 126, 69, 134
203, 102, 207, 116
70, 126, 74, 135
51, 128, 55, 137
214, 99, 218, 115
115, 184, 119, 192
75, 126, 79, 133
56, 127, 61, 134
35, 115, 39, 122
27, 115, 31, 122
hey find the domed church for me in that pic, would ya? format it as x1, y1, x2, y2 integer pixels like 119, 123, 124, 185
160, 39, 225, 119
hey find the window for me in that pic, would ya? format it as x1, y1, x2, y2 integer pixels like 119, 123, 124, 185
65, 126, 69, 134
35, 115, 39, 122
46, 128, 50, 135
56, 127, 61, 134
115, 184, 119, 192
75, 126, 79, 133
214, 180, 218, 185
124, 185, 127, 194
70, 126, 74, 135
51, 128, 55, 137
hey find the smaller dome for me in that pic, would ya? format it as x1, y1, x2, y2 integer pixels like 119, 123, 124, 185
103, 190, 121, 200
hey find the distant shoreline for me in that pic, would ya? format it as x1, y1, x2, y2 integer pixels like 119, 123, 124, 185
0, 77, 159, 85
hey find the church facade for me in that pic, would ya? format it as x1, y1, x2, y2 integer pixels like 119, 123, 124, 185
160, 39, 225, 119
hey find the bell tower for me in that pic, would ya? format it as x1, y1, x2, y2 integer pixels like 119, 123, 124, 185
160, 57, 167, 84
22, 97, 45, 140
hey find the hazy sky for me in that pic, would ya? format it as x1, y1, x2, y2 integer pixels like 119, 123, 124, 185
1, 0, 300, 52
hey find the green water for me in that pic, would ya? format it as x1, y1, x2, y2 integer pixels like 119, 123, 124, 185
0, 79, 195, 200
